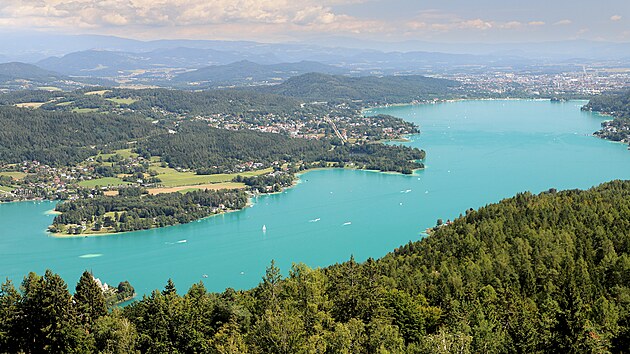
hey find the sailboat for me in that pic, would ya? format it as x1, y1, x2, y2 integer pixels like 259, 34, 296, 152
262, 225, 267, 233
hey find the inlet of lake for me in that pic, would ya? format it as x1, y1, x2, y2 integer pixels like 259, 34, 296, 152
1, 99, 629, 295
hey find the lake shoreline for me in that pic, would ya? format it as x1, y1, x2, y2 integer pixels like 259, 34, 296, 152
2, 99, 630, 297
49, 202, 251, 239
50, 165, 424, 238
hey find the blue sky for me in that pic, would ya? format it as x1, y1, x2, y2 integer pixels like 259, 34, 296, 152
0, 0, 627, 43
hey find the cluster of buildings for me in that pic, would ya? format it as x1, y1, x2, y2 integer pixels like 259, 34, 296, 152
194, 108, 416, 142
447, 69, 630, 97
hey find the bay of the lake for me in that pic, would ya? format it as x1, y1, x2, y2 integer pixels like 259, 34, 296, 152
1, 100, 628, 295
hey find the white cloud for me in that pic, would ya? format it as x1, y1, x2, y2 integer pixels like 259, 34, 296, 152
500, 21, 523, 29
611, 15, 622, 21
459, 19, 493, 30
0, 0, 373, 33
407, 12, 553, 34
554, 19, 572, 26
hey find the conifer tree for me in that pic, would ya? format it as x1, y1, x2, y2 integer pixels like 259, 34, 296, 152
74, 270, 107, 329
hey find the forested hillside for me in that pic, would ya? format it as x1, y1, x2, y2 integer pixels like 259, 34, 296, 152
259, 73, 459, 105
172, 60, 346, 88
2, 180, 629, 353
121, 88, 321, 118
0, 106, 161, 165
142, 121, 425, 174
584, 91, 630, 118
0, 62, 61, 82
583, 92, 630, 144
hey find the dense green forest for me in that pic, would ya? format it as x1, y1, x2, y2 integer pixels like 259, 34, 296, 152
584, 91, 630, 118
141, 121, 425, 174
259, 73, 459, 105
50, 188, 248, 235
0, 101, 422, 172
3, 180, 629, 353
119, 88, 326, 118
0, 106, 161, 165
0, 87, 325, 118
583, 92, 630, 143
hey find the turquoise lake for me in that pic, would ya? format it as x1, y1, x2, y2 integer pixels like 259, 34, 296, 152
1, 100, 629, 296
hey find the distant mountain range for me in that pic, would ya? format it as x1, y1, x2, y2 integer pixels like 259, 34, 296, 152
0, 31, 627, 92
35, 48, 284, 77
0, 62, 112, 91
0, 32, 627, 87
2, 32, 630, 64
171, 60, 346, 88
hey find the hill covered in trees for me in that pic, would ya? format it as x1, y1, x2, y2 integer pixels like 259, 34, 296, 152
0, 62, 61, 82
0, 62, 111, 91
172, 60, 346, 88
142, 121, 425, 174
0, 106, 162, 166
583, 92, 630, 144
3, 180, 629, 352
121, 88, 319, 118
258, 73, 460, 106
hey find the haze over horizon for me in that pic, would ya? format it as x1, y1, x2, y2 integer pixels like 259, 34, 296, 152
1, 0, 628, 45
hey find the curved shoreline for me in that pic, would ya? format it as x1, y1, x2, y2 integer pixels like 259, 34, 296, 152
51, 165, 425, 238
49, 203, 252, 238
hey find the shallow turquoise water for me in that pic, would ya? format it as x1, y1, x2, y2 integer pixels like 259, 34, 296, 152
1, 100, 629, 295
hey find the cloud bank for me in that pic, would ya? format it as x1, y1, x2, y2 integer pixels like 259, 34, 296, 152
0, 1, 627, 42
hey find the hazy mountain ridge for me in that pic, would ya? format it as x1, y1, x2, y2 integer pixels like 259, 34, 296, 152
36, 49, 283, 77
171, 60, 347, 88
0, 62, 61, 81
0, 62, 110, 91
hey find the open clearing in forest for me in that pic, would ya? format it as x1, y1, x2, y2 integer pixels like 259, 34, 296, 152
153, 166, 273, 187
85, 90, 111, 96
78, 177, 132, 188
106, 97, 138, 105
15, 102, 48, 109
146, 182, 246, 195
72, 108, 99, 113
0, 171, 27, 180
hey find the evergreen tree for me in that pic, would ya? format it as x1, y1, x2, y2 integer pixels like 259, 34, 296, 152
93, 309, 138, 354
74, 270, 107, 329
162, 278, 177, 296
0, 279, 21, 352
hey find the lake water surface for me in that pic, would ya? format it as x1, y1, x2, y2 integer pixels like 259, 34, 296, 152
1, 100, 629, 295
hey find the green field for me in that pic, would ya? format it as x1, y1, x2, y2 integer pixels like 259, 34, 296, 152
78, 177, 132, 188
0, 185, 15, 193
154, 166, 273, 187
15, 102, 48, 109
0, 171, 27, 180
37, 86, 62, 91
56, 101, 73, 107
176, 182, 246, 193
96, 148, 137, 160
106, 97, 138, 105
72, 108, 99, 114
84, 90, 111, 96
